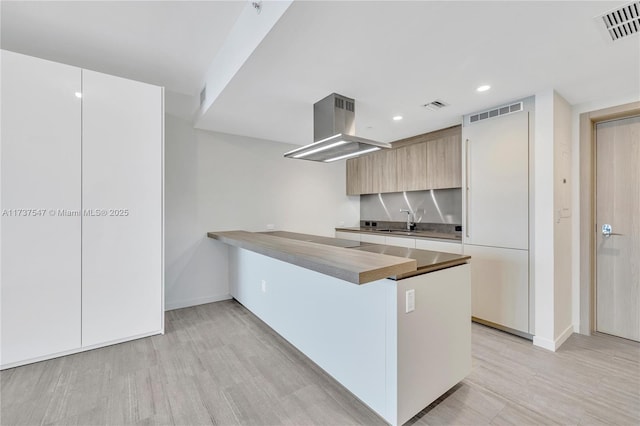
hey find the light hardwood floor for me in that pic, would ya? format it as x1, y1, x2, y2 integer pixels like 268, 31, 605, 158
1, 299, 638, 425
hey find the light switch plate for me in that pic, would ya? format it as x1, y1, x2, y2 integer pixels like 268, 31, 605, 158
406, 289, 415, 313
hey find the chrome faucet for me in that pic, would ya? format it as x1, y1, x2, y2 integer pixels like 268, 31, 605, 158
400, 209, 414, 231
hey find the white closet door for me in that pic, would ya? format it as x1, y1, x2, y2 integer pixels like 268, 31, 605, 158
81, 70, 163, 347
1, 51, 81, 366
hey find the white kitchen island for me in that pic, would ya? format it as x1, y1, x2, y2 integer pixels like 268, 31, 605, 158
208, 231, 471, 426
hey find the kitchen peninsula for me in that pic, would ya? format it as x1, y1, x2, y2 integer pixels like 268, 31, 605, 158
208, 230, 471, 425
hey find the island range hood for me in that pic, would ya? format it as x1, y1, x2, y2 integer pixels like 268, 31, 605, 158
284, 93, 391, 162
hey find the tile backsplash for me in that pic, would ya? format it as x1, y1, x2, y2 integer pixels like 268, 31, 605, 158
360, 188, 462, 225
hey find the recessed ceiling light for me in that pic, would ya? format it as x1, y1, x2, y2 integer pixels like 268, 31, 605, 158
393, 115, 403, 121
75, 92, 82, 98
476, 85, 491, 92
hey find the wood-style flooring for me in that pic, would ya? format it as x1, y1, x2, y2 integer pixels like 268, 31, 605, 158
1, 299, 639, 425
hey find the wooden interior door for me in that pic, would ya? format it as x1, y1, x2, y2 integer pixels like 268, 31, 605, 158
595, 115, 640, 342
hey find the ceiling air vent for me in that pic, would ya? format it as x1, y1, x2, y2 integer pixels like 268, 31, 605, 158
422, 100, 449, 111
469, 102, 523, 124
598, 1, 640, 42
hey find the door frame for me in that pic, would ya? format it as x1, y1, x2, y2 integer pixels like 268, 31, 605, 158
579, 101, 640, 335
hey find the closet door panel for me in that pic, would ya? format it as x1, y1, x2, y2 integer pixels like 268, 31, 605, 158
81, 70, 163, 347
1, 50, 81, 366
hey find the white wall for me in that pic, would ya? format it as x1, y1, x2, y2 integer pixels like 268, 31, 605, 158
164, 114, 360, 310
533, 89, 555, 349
533, 89, 573, 351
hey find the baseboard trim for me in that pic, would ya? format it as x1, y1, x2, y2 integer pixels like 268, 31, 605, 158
1, 329, 162, 371
533, 324, 574, 352
555, 324, 574, 349
164, 293, 232, 311
471, 317, 533, 340
533, 335, 556, 351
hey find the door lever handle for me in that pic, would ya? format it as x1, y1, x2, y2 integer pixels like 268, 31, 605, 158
601, 224, 623, 237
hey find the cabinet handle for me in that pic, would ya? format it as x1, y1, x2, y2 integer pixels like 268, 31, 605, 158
465, 138, 470, 239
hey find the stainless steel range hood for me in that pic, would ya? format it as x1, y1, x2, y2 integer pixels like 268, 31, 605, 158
284, 93, 391, 162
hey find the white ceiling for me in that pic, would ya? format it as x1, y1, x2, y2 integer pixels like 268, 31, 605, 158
1, 1, 245, 95
2, 1, 639, 146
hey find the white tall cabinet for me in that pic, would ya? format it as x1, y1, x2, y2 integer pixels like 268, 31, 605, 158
0, 50, 163, 369
462, 100, 532, 336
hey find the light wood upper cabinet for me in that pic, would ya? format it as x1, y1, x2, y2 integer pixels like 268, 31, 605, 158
426, 134, 461, 189
396, 142, 427, 192
372, 149, 397, 193
345, 126, 462, 195
346, 155, 373, 195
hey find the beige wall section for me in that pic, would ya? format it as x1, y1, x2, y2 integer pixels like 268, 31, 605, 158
552, 92, 573, 339
164, 114, 360, 310
533, 89, 574, 351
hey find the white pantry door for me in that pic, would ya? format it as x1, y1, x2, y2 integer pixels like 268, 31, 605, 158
81, 70, 163, 347
595, 115, 640, 342
1, 50, 81, 366
463, 111, 529, 250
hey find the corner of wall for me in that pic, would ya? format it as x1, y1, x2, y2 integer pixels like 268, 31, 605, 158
552, 91, 573, 339
533, 90, 556, 344
532, 89, 575, 345
534, 323, 574, 352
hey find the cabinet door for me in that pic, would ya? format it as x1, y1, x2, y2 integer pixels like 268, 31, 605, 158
463, 112, 529, 249
81, 70, 163, 347
463, 244, 529, 333
335, 231, 360, 242
415, 239, 462, 254
385, 236, 415, 248
360, 233, 386, 244
372, 149, 397, 193
396, 142, 427, 192
1, 51, 81, 366
346, 156, 373, 195
426, 135, 461, 189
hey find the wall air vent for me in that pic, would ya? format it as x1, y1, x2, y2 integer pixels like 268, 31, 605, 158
469, 102, 523, 124
422, 100, 449, 111
598, 1, 640, 42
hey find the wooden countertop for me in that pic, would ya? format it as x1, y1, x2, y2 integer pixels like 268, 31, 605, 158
207, 230, 417, 284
